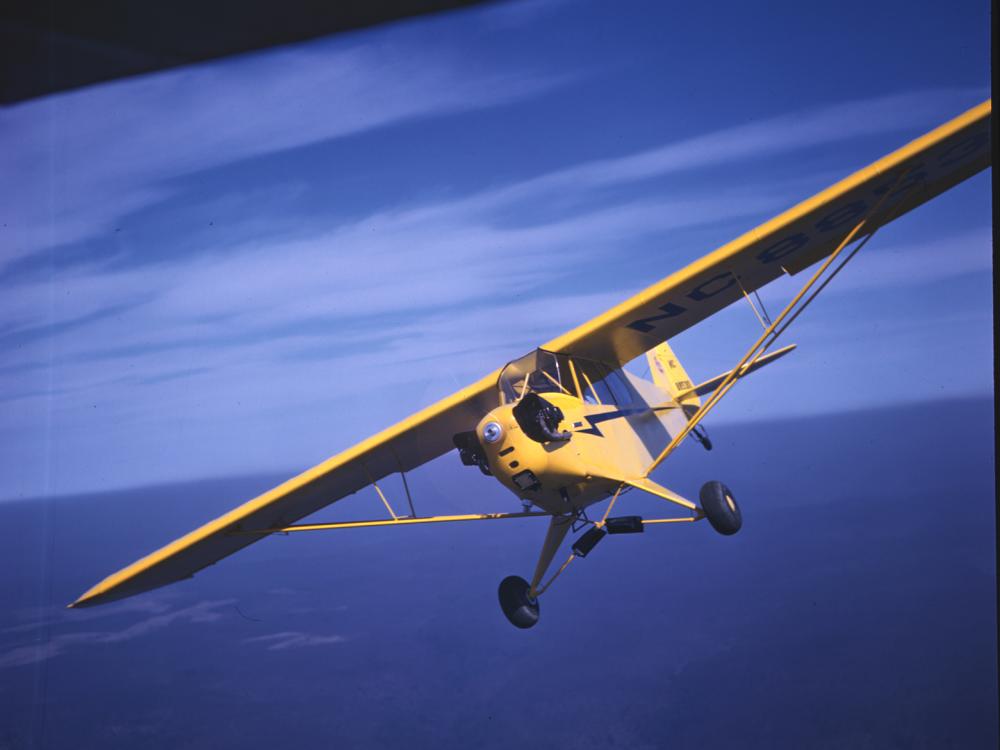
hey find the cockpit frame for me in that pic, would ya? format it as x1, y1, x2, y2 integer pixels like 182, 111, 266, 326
497, 348, 633, 407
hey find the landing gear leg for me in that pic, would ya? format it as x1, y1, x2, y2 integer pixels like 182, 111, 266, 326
498, 514, 573, 629
692, 424, 713, 451
683, 405, 713, 451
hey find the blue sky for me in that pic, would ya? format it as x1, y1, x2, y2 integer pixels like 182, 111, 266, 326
0, 0, 992, 499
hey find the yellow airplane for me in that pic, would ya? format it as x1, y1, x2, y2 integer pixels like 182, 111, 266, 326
70, 100, 991, 628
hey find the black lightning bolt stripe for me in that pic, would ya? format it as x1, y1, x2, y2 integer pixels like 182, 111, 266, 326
573, 407, 651, 437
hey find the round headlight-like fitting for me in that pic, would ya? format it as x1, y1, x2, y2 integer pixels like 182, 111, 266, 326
482, 421, 503, 444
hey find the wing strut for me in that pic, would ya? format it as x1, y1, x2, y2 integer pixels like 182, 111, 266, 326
735, 274, 773, 330
391, 448, 418, 518
642, 167, 911, 478
233, 511, 551, 534
363, 463, 401, 520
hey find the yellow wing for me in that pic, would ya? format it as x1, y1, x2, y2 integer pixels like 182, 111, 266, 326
72, 99, 991, 608
545, 99, 991, 365
71, 373, 499, 606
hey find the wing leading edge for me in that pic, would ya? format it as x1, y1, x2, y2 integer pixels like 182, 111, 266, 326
72, 99, 991, 607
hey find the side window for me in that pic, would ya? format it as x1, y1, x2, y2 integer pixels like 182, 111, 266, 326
587, 377, 615, 405
604, 370, 633, 406
576, 361, 617, 406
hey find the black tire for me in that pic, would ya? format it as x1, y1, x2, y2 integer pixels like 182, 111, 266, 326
700, 481, 742, 535
498, 575, 540, 629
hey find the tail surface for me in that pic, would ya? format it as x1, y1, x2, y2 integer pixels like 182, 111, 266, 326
646, 341, 701, 409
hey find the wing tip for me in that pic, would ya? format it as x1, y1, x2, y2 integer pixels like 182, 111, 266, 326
68, 570, 197, 610
67, 585, 107, 609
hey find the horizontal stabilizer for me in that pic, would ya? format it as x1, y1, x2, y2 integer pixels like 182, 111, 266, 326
680, 344, 796, 399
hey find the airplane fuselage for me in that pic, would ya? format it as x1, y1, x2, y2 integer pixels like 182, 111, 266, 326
476, 372, 684, 515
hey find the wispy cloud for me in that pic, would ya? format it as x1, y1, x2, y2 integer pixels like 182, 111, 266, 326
243, 631, 346, 650
0, 599, 234, 668
0, 38, 566, 268
0, 185, 785, 344
3, 89, 975, 349
826, 226, 993, 293
431, 88, 984, 216
0, 86, 988, 499
1, 596, 173, 636
747, 225, 993, 313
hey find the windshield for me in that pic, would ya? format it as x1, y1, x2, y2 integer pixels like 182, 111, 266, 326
497, 349, 633, 406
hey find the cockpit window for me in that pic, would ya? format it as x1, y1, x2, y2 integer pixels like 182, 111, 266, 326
498, 349, 633, 406
604, 369, 634, 406
498, 350, 569, 403
573, 359, 614, 405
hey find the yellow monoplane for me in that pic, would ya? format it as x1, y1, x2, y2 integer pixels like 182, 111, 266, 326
71, 100, 991, 628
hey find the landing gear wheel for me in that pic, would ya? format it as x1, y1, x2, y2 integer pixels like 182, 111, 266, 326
498, 575, 540, 629
700, 481, 742, 535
